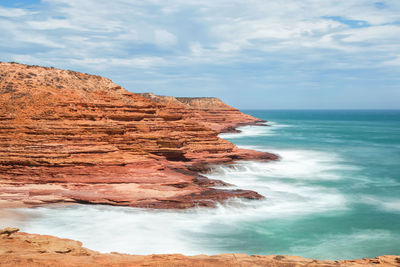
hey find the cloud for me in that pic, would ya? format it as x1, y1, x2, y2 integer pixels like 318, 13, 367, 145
0, 6, 32, 17
0, 0, 399, 108
383, 56, 400, 66
154, 29, 177, 47
26, 18, 85, 31
2, 0, 400, 65
341, 25, 400, 43
69, 56, 166, 69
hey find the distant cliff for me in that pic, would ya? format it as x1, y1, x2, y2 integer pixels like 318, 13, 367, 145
138, 93, 265, 133
0, 62, 276, 209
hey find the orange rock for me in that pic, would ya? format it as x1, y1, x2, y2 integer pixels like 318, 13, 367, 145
0, 62, 277, 209
1, 229, 399, 267
139, 93, 266, 133
0, 227, 19, 236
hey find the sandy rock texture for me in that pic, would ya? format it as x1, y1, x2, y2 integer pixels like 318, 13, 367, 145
0, 62, 277, 209
138, 93, 266, 133
1, 229, 399, 267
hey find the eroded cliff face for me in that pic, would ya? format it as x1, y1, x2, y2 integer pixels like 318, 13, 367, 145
1, 229, 399, 267
0, 62, 277, 208
139, 93, 265, 133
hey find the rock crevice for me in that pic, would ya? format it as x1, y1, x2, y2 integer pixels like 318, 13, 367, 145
0, 62, 277, 208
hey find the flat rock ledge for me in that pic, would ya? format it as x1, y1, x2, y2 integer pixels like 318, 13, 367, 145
1, 229, 399, 267
0, 62, 278, 209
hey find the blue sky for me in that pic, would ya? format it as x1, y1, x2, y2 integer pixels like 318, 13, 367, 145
1, 0, 399, 109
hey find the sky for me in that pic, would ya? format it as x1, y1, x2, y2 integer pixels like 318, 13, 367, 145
0, 0, 399, 109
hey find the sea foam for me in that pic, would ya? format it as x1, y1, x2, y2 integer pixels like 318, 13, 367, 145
218, 122, 290, 139
7, 116, 399, 259
10, 146, 350, 255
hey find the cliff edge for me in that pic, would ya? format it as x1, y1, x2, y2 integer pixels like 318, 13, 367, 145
139, 93, 265, 133
0, 62, 277, 209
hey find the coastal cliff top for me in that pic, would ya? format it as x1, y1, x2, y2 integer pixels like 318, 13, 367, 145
137, 93, 236, 110
176, 97, 235, 109
0, 62, 155, 117
0, 62, 274, 209
0, 62, 116, 93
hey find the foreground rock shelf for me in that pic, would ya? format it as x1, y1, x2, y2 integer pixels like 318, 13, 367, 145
1, 229, 399, 267
0, 62, 277, 209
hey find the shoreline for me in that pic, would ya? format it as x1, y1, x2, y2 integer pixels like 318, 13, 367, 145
1, 228, 399, 267
0, 121, 278, 210
2, 122, 399, 265
2, 63, 398, 265
0, 124, 278, 210
0, 62, 279, 210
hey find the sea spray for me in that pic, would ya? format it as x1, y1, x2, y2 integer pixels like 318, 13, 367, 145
11, 148, 349, 255
219, 122, 290, 139
8, 110, 400, 260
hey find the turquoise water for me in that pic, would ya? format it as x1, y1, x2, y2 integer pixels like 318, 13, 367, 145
215, 110, 400, 258
9, 110, 400, 260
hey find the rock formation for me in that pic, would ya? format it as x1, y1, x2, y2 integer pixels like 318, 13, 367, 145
1, 64, 398, 266
0, 62, 277, 209
138, 93, 265, 133
1, 229, 399, 267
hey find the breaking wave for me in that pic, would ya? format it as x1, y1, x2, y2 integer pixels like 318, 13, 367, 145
290, 229, 400, 260
10, 148, 351, 256
218, 122, 290, 139
6, 111, 400, 259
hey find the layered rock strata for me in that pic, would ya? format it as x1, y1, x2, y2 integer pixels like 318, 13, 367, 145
1, 229, 399, 267
0, 62, 277, 208
138, 93, 265, 133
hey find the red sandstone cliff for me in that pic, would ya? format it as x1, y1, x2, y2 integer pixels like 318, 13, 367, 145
1, 229, 399, 267
0, 62, 277, 209
1, 65, 398, 266
138, 93, 265, 133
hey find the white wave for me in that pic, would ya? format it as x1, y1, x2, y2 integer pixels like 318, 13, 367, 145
9, 148, 352, 255
12, 192, 345, 255
383, 200, 400, 212
267, 121, 292, 128
289, 229, 400, 260
218, 122, 291, 139
13, 205, 207, 255
209, 148, 359, 181
204, 149, 350, 217
357, 195, 400, 212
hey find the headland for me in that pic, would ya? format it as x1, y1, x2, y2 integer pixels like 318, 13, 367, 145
1, 62, 398, 266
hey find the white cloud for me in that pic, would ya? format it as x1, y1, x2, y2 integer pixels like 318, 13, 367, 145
14, 31, 65, 48
383, 56, 400, 66
69, 56, 166, 69
12, 54, 41, 65
154, 29, 177, 48
341, 25, 400, 43
0, 0, 399, 78
111, 57, 166, 68
0, 6, 31, 17
27, 18, 85, 31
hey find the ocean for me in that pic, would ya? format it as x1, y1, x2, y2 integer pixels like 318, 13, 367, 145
9, 110, 400, 260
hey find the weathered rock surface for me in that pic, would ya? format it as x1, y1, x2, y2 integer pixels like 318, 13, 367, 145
1, 229, 399, 267
139, 93, 266, 133
0, 62, 277, 208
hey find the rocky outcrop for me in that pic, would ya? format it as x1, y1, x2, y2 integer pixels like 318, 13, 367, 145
1, 229, 399, 267
0, 62, 277, 209
138, 93, 266, 133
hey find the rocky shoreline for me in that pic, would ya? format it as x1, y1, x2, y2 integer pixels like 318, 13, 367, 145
0, 62, 277, 209
1, 228, 399, 267
1, 62, 398, 266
